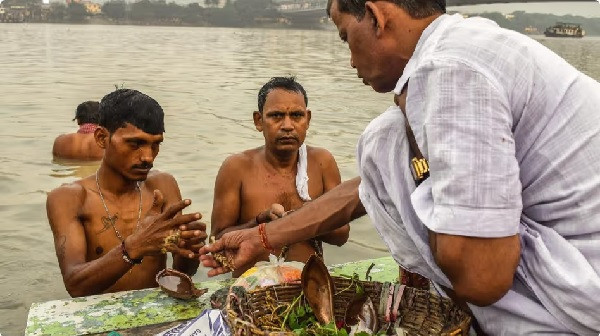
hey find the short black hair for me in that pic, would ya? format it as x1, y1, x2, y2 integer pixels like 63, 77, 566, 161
98, 89, 165, 135
257, 76, 308, 113
327, 0, 445, 20
73, 101, 100, 125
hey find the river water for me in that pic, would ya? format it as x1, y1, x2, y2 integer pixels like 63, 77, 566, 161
0, 23, 598, 335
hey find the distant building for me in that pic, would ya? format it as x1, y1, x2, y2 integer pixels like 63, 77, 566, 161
83, 1, 100, 14
524, 25, 539, 34
201, 0, 227, 8
504, 13, 515, 20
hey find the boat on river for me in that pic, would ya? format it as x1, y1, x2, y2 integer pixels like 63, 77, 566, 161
544, 22, 585, 38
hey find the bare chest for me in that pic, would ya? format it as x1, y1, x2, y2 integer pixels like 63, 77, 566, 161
80, 190, 152, 259
239, 165, 324, 221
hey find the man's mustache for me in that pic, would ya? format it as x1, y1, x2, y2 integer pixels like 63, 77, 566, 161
277, 135, 299, 141
132, 163, 153, 170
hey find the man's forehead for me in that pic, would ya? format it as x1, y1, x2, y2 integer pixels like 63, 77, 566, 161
264, 89, 306, 108
115, 123, 164, 140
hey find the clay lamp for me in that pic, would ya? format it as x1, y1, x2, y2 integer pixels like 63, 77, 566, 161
156, 268, 207, 300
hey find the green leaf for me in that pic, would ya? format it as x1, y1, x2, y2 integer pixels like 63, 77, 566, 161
297, 304, 306, 317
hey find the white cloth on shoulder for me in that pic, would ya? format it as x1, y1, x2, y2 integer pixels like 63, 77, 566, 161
296, 143, 311, 202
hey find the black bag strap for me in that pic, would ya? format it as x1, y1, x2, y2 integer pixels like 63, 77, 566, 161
394, 84, 430, 186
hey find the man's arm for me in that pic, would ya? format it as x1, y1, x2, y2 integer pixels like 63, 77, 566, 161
412, 61, 523, 306
47, 185, 136, 297
200, 177, 366, 276
430, 232, 520, 306
314, 150, 349, 246
210, 156, 247, 239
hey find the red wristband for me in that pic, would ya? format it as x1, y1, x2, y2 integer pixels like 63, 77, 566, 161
258, 223, 275, 254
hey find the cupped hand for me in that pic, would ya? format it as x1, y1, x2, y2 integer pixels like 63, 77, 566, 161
175, 220, 208, 258
199, 227, 264, 277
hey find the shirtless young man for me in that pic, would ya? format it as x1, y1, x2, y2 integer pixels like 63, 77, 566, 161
211, 77, 349, 276
47, 89, 207, 297
53, 101, 104, 160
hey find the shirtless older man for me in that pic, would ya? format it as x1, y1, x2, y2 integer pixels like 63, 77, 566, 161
53, 101, 104, 160
47, 89, 207, 297
211, 77, 349, 276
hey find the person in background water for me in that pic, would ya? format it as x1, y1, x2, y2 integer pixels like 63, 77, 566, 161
47, 89, 207, 297
53, 101, 104, 160
201, 0, 600, 334
210, 76, 349, 276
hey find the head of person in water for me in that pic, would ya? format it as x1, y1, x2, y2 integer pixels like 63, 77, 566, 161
326, 0, 445, 93
254, 76, 311, 154
73, 101, 100, 125
95, 89, 165, 181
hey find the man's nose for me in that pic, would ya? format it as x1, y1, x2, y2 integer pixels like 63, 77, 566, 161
140, 146, 155, 163
281, 116, 294, 131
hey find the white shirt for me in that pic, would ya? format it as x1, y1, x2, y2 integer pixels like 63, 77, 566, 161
358, 14, 600, 335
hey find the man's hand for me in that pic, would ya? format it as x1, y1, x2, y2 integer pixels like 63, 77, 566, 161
199, 227, 264, 277
125, 190, 202, 259
255, 203, 286, 224
177, 221, 208, 258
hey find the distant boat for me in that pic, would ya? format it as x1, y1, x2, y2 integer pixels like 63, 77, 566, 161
544, 22, 585, 38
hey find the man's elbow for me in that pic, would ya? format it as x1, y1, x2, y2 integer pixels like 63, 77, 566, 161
453, 275, 514, 306
64, 280, 87, 298
325, 225, 350, 246
433, 233, 521, 307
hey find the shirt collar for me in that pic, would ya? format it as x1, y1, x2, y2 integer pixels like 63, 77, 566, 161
393, 13, 464, 95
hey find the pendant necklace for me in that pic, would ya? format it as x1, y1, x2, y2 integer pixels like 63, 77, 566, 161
95, 170, 142, 242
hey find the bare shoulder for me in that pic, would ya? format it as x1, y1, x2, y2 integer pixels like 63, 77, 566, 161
306, 145, 337, 167
144, 170, 179, 190
218, 148, 259, 174
52, 134, 72, 153
46, 178, 89, 213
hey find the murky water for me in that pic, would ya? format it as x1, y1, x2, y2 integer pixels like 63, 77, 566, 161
0, 23, 598, 335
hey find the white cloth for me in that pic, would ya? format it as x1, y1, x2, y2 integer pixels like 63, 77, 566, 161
358, 14, 600, 335
155, 309, 230, 336
296, 143, 311, 202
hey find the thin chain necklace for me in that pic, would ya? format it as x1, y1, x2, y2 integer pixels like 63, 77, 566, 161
95, 170, 142, 242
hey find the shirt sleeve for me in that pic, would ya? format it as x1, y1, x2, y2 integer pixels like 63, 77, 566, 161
408, 59, 523, 237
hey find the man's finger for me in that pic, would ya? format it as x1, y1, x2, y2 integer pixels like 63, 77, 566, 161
161, 199, 192, 220
179, 221, 207, 232
148, 190, 165, 216
207, 267, 230, 277
169, 212, 201, 227
167, 245, 196, 259
270, 203, 285, 217
180, 230, 207, 240
198, 239, 225, 254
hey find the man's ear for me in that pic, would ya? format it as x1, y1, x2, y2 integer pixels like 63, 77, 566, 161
365, 1, 386, 38
95, 127, 109, 149
306, 109, 312, 127
253, 111, 263, 132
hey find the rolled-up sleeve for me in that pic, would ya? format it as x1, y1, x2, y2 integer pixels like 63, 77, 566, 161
409, 60, 523, 237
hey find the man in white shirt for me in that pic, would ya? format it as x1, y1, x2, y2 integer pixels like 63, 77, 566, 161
200, 0, 600, 334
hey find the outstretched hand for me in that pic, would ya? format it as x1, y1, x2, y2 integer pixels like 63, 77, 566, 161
199, 227, 264, 277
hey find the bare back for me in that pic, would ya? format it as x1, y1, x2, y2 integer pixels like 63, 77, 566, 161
52, 133, 104, 160
211, 145, 349, 276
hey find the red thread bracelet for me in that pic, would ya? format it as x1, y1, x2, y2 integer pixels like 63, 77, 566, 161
258, 223, 275, 254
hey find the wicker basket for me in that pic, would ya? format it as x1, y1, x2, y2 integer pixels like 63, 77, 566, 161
225, 276, 471, 336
